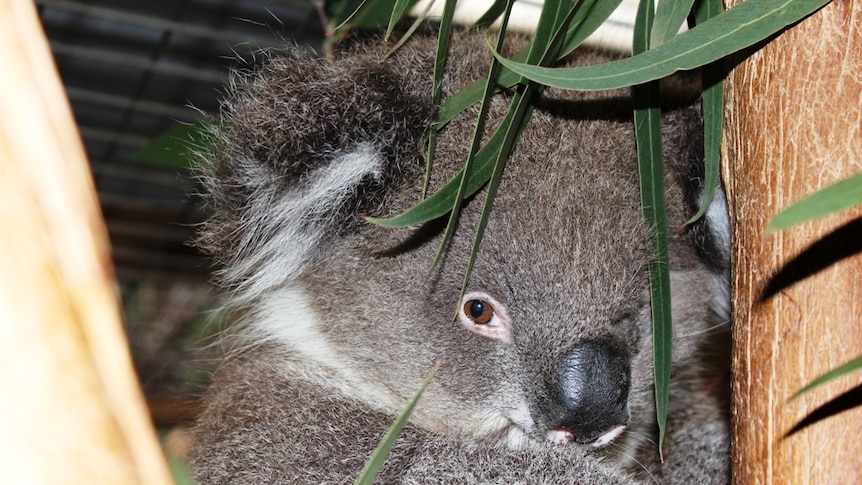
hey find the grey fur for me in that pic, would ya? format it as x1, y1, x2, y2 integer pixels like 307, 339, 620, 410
192, 32, 731, 484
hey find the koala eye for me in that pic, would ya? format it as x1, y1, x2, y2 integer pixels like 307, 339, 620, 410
464, 299, 494, 324
457, 292, 512, 343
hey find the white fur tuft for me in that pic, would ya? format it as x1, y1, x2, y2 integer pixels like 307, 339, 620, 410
701, 182, 732, 324
223, 144, 383, 306
702, 182, 731, 266
250, 285, 408, 410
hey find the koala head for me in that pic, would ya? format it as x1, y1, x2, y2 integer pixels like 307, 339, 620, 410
197, 32, 715, 457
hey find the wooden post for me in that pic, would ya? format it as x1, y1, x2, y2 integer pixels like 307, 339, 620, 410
0, 1, 171, 483
722, 1, 862, 482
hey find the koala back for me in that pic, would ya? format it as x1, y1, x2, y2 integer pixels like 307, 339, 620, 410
192, 31, 730, 484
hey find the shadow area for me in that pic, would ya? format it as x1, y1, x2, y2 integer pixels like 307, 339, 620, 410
785, 383, 862, 438
760, 216, 862, 301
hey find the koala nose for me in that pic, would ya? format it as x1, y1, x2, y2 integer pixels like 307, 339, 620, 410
554, 341, 631, 444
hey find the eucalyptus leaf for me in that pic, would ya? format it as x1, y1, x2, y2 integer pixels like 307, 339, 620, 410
420, 0, 457, 198
354, 364, 439, 485
368, 0, 619, 229
791, 354, 862, 400
327, 0, 370, 33
530, 0, 577, 60
384, 0, 439, 58
432, 0, 515, 272
765, 172, 862, 234
434, 52, 525, 128
632, 0, 672, 458
385, 0, 419, 39
457, 84, 534, 302
693, 0, 724, 23
328, 0, 419, 31
472, 0, 511, 29
492, 0, 830, 91
367, 0, 586, 229
684, 0, 723, 226
453, 0, 585, 303
134, 121, 212, 168
650, 0, 695, 47
363, 109, 511, 228
436, 0, 622, 127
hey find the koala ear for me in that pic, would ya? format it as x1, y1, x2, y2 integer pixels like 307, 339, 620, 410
197, 45, 433, 300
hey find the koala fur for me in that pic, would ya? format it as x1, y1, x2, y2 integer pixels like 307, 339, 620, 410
191, 31, 731, 484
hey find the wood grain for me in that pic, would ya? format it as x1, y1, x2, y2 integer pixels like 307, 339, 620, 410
722, 1, 862, 482
0, 1, 171, 483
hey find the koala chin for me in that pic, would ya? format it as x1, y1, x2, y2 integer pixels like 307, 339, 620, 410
191, 30, 732, 484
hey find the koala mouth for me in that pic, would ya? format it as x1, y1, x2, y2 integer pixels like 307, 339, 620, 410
546, 424, 627, 448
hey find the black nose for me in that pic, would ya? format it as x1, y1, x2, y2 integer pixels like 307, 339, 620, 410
554, 341, 630, 444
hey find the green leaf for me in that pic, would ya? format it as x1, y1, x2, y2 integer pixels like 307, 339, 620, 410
327, 0, 370, 33
529, 0, 578, 61
364, 112, 507, 228
354, 363, 439, 485
472, 0, 511, 29
431, 0, 515, 272
693, 0, 724, 23
383, 0, 439, 58
765, 172, 862, 234
436, 0, 622, 127
456, 89, 533, 303
451, 0, 585, 305
385, 0, 419, 39
685, 0, 724, 226
327, 0, 420, 31
633, 0, 672, 459
791, 354, 862, 400
134, 121, 212, 168
369, 0, 618, 229
633, 0, 655, 54
650, 0, 695, 47
556, 0, 624, 56
367, 0, 586, 229
420, 0, 457, 198
492, 0, 831, 91
435, 53, 523, 129
166, 454, 196, 485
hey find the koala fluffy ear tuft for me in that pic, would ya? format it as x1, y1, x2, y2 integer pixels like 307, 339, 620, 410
195, 44, 434, 297
219, 48, 432, 182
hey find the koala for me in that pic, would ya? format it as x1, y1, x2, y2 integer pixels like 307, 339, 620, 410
190, 30, 731, 484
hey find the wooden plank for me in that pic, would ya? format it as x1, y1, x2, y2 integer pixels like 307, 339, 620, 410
0, 1, 171, 483
722, 1, 862, 482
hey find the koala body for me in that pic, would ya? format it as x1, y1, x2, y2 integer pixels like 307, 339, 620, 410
192, 31, 731, 484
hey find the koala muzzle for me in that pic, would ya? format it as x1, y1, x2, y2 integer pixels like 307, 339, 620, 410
554, 341, 631, 445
